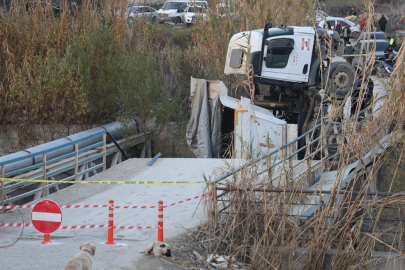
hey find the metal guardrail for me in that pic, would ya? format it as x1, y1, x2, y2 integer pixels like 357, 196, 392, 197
0, 130, 109, 204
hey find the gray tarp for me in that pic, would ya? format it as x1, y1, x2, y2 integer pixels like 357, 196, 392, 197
186, 79, 222, 158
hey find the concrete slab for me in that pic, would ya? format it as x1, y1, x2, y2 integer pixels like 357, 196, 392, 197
0, 158, 228, 270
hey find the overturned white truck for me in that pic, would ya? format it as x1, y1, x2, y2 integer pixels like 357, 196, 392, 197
187, 22, 356, 159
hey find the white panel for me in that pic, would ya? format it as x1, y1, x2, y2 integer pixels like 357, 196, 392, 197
32, 212, 62, 222
232, 97, 286, 159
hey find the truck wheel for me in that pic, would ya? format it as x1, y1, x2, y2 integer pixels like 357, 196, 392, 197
174, 17, 181, 24
352, 31, 360, 40
324, 62, 356, 100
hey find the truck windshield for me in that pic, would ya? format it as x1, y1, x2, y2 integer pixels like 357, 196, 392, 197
163, 2, 183, 9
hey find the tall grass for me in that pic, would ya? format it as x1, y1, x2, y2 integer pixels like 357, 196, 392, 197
0, 0, 195, 155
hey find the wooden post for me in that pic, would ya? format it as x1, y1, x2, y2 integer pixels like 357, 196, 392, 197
103, 133, 106, 171
42, 153, 47, 198
1, 165, 4, 206
74, 143, 79, 181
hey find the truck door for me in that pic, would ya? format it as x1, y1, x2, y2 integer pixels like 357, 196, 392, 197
261, 35, 313, 83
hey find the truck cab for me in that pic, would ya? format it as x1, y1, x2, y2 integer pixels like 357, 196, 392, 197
225, 25, 320, 86
223, 23, 356, 158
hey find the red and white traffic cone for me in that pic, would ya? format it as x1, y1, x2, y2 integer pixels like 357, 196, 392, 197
158, 200, 163, 242
105, 200, 116, 245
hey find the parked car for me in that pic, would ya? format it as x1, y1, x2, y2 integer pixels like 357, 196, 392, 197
326, 17, 361, 39
358, 31, 387, 41
184, 4, 208, 26
158, 0, 207, 24
352, 40, 391, 71
126, 6, 157, 24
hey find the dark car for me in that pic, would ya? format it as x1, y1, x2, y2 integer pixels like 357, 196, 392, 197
352, 40, 391, 71
358, 31, 387, 41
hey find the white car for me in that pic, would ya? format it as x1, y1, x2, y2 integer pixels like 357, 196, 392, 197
326, 17, 361, 39
125, 6, 157, 24
184, 5, 208, 26
158, 0, 207, 24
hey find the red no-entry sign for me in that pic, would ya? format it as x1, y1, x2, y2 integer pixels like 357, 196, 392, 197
31, 200, 62, 234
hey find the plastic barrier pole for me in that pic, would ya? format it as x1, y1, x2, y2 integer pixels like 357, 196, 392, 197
105, 200, 116, 245
158, 200, 163, 242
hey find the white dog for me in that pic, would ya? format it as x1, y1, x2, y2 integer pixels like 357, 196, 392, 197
139, 241, 172, 257
63, 242, 96, 270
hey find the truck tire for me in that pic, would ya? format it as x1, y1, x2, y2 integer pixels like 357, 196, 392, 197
324, 62, 356, 100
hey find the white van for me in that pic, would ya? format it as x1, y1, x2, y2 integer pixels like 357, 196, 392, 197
158, 0, 207, 24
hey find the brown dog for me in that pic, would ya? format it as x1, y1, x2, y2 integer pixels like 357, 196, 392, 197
139, 241, 171, 257
63, 242, 96, 270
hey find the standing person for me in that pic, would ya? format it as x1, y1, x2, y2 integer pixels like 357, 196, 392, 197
343, 24, 351, 45
334, 21, 343, 34
349, 7, 357, 16
378, 15, 387, 32
344, 41, 354, 64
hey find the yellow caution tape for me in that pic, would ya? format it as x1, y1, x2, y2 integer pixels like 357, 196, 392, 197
0, 178, 206, 185
342, 52, 393, 57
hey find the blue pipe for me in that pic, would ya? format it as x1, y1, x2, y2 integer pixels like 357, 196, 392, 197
0, 121, 135, 177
